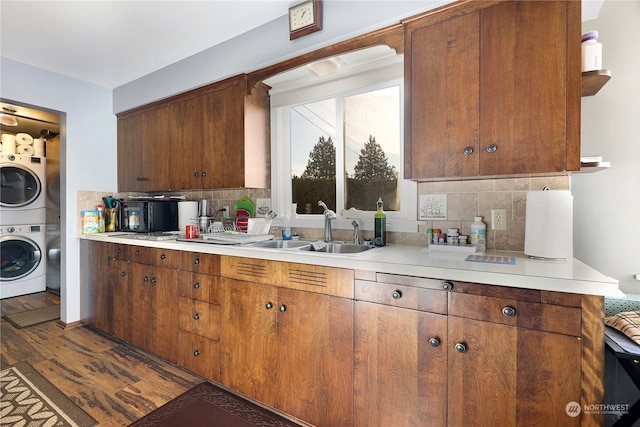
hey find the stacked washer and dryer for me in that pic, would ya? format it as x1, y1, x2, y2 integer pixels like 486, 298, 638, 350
0, 132, 48, 299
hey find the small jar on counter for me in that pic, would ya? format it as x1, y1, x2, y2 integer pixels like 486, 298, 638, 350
447, 228, 459, 245
432, 228, 441, 245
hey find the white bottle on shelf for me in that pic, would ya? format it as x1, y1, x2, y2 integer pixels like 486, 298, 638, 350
582, 30, 603, 72
470, 216, 486, 253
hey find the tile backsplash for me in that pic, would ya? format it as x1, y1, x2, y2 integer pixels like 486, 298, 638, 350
78, 175, 569, 252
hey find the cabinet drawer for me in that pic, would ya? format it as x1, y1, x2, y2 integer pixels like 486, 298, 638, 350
150, 248, 181, 269
221, 256, 354, 298
123, 245, 149, 263
178, 272, 221, 304
448, 292, 581, 336
181, 252, 220, 275
179, 297, 220, 340
355, 279, 447, 314
179, 330, 220, 382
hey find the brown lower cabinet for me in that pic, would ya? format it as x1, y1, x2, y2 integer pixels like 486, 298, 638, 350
220, 277, 354, 427
84, 241, 604, 427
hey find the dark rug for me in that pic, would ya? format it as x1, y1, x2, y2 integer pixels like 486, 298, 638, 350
0, 361, 97, 426
3, 305, 60, 329
128, 382, 301, 427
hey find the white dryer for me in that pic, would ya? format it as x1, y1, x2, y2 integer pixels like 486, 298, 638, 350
0, 223, 47, 299
0, 153, 46, 224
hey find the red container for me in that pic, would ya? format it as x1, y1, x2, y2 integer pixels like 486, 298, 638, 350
186, 224, 199, 239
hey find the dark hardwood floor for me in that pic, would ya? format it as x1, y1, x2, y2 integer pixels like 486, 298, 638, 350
1, 291, 202, 426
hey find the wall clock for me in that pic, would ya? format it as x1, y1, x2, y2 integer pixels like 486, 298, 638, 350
289, 0, 322, 40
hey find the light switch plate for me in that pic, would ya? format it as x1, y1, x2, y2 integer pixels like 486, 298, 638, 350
491, 209, 507, 230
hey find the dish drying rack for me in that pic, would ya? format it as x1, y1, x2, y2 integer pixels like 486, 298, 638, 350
207, 218, 273, 235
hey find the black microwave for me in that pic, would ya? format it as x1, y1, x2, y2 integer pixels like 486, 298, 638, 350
124, 201, 178, 233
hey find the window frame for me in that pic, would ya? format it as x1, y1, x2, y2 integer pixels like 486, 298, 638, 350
269, 60, 418, 233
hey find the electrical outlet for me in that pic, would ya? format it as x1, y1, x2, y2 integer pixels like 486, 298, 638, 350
491, 208, 507, 231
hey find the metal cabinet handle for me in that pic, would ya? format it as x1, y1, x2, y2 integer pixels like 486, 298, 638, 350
107, 256, 113, 261
442, 281, 453, 291
279, 305, 287, 313
193, 350, 200, 357
194, 172, 199, 177
151, 277, 157, 284
486, 144, 497, 153
160, 253, 166, 260
455, 342, 467, 353
502, 306, 516, 317
193, 313, 200, 320
265, 302, 273, 310
144, 276, 149, 282
463, 146, 474, 155
194, 258, 200, 265
392, 290, 402, 300
202, 172, 207, 177
193, 282, 200, 289
120, 271, 126, 277
117, 248, 123, 253
429, 338, 441, 348
135, 250, 141, 256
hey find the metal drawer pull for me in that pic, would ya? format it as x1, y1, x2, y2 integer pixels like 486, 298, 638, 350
279, 305, 287, 313
144, 276, 149, 282
486, 144, 497, 153
194, 258, 200, 265
193, 313, 200, 320
463, 146, 473, 155
442, 281, 453, 291
455, 342, 467, 353
160, 253, 166, 259
135, 250, 141, 256
392, 290, 402, 300
265, 302, 273, 310
193, 350, 200, 357
429, 338, 441, 348
193, 282, 200, 289
502, 306, 516, 317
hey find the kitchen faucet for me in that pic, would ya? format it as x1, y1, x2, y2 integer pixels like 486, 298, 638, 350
318, 200, 336, 242
351, 220, 360, 245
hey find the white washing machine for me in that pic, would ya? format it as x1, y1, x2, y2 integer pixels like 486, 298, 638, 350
0, 223, 47, 299
1, 153, 46, 225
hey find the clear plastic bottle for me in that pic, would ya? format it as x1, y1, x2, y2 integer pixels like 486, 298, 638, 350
581, 31, 603, 72
374, 197, 386, 247
470, 216, 486, 253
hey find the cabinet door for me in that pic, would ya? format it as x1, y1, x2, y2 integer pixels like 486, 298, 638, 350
354, 301, 447, 427
447, 317, 582, 426
117, 114, 143, 192
111, 259, 131, 342
201, 82, 245, 189
448, 317, 517, 425
406, 11, 480, 179
140, 106, 171, 192
179, 330, 220, 382
148, 266, 179, 362
90, 242, 117, 333
128, 262, 153, 351
170, 96, 203, 190
276, 288, 354, 427
479, 1, 576, 175
220, 278, 278, 406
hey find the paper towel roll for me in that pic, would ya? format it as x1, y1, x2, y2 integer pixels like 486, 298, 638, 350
33, 138, 45, 157
17, 145, 35, 156
524, 190, 573, 259
1, 134, 16, 154
16, 133, 34, 145
178, 201, 199, 231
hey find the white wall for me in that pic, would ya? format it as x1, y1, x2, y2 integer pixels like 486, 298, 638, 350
0, 58, 116, 323
113, 0, 454, 112
574, 0, 640, 294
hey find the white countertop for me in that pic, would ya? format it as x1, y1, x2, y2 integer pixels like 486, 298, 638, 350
80, 233, 621, 297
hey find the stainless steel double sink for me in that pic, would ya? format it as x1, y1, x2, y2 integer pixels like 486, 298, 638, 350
243, 239, 376, 254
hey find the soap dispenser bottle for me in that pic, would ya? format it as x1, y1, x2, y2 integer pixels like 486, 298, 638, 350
374, 197, 386, 247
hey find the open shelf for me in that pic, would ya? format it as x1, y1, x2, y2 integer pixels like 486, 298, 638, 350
582, 70, 612, 96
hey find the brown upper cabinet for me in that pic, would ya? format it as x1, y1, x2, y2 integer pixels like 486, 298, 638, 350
403, 0, 581, 180
117, 75, 270, 192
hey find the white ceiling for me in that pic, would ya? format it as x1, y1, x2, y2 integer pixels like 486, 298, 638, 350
0, 1, 290, 88
0, 0, 605, 90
